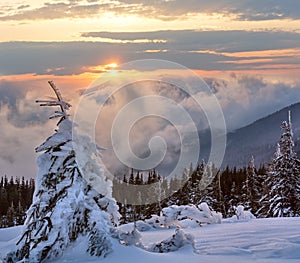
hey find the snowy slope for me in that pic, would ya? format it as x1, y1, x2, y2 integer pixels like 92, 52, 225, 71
1, 218, 300, 263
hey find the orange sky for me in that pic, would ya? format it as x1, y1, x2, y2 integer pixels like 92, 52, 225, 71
0, 1, 300, 179
0, 0, 299, 80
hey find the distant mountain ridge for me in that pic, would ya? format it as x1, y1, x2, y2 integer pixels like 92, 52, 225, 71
222, 102, 300, 168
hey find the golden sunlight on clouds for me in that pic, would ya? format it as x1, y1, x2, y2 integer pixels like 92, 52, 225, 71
0, 1, 299, 78
220, 59, 275, 65
0, 4, 299, 42
81, 62, 119, 73
224, 49, 300, 58
106, 62, 118, 69
144, 49, 168, 53
190, 48, 300, 59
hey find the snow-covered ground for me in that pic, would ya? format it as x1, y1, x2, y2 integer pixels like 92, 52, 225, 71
1, 217, 300, 263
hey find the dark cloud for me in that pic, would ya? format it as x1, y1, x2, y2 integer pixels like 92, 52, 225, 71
82, 30, 300, 52
81, 29, 249, 51
0, 0, 299, 21
0, 1, 137, 21
80, 30, 177, 40
0, 153, 15, 164
204, 78, 227, 94
237, 75, 267, 95
0, 41, 128, 75
0, 78, 80, 179
17, 5, 30, 10
1, 30, 300, 75
118, 0, 300, 20
0, 2, 103, 21
0, 81, 51, 127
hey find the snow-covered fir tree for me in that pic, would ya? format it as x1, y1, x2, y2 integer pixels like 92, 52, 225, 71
5, 81, 119, 263
198, 162, 219, 209
259, 111, 300, 217
228, 180, 239, 216
241, 156, 261, 214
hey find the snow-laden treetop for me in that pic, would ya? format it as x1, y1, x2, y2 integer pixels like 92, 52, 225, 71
36, 80, 71, 123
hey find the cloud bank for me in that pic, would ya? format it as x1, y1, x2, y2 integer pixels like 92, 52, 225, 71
1, 0, 299, 21
1, 30, 300, 76
0, 71, 299, 179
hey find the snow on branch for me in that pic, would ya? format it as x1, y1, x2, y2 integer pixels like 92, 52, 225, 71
36, 81, 71, 122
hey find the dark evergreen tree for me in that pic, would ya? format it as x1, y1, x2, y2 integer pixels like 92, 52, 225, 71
259, 111, 300, 217
6, 202, 16, 227
241, 156, 261, 214
15, 201, 25, 226
199, 163, 220, 210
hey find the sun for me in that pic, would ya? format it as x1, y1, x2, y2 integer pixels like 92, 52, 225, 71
82, 62, 119, 74
105, 62, 118, 69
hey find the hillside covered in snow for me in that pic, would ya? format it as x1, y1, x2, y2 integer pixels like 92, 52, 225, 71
1, 217, 300, 263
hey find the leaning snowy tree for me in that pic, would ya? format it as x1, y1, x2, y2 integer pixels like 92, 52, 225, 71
5, 81, 119, 263
259, 111, 300, 217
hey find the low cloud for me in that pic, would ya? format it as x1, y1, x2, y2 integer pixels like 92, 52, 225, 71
0, 80, 57, 179
77, 73, 300, 176
0, 81, 51, 128
211, 75, 300, 129
1, 73, 299, 179
0, 77, 93, 179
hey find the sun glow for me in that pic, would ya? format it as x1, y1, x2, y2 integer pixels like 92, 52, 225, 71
105, 62, 118, 69
82, 62, 119, 73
